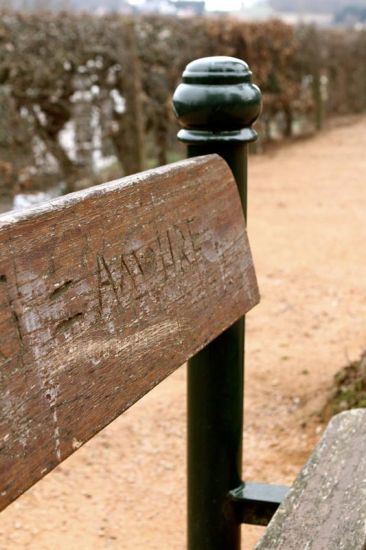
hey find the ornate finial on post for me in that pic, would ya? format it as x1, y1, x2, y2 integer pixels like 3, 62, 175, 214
173, 56, 262, 144
173, 57, 262, 550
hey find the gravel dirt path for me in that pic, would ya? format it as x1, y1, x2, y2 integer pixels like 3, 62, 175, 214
1, 116, 366, 550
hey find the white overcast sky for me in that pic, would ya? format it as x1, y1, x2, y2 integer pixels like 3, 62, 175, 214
202, 0, 260, 12
205, 0, 240, 10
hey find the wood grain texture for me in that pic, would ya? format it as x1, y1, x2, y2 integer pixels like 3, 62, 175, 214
0, 154, 259, 509
255, 409, 366, 550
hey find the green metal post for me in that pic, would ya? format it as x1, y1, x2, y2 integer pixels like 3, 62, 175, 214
173, 57, 262, 550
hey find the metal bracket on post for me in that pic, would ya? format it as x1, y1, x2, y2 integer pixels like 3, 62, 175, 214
229, 482, 289, 526
173, 57, 262, 550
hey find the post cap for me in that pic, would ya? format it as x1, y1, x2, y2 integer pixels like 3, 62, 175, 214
182, 56, 252, 85
173, 56, 262, 143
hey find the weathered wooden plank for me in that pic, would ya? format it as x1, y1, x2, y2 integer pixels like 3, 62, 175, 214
0, 154, 259, 509
255, 409, 366, 550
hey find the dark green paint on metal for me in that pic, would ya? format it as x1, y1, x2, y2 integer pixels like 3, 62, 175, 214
173, 56, 262, 550
229, 482, 289, 526
186, 320, 245, 550
173, 56, 261, 137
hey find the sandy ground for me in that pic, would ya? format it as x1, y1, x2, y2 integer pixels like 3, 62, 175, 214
1, 116, 366, 549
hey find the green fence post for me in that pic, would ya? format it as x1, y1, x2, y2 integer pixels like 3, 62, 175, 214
173, 56, 262, 550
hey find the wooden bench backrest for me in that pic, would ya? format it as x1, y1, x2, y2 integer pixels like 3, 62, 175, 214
0, 154, 259, 510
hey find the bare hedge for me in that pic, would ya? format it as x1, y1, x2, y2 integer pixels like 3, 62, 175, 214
0, 12, 365, 194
